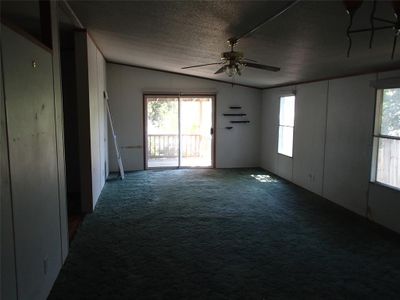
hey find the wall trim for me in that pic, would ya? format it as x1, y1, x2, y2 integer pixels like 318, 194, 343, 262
0, 21, 53, 54
263, 67, 400, 90
370, 77, 400, 89
59, 0, 84, 29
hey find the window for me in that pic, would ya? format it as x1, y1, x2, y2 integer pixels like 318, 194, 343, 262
372, 88, 400, 190
278, 95, 295, 157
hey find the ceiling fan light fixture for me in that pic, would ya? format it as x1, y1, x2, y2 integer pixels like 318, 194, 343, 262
225, 65, 236, 77
224, 62, 244, 77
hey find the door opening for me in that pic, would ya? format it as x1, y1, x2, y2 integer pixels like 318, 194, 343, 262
144, 95, 215, 168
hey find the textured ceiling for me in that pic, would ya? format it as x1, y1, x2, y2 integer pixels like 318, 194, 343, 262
69, 0, 400, 88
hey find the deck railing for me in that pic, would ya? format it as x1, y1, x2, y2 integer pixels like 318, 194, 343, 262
377, 139, 400, 188
148, 134, 203, 158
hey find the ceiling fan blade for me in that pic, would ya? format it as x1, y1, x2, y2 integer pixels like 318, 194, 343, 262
244, 62, 280, 72
182, 62, 221, 69
243, 58, 258, 63
214, 66, 226, 74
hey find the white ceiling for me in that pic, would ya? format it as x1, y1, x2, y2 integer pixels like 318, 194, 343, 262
68, 0, 400, 88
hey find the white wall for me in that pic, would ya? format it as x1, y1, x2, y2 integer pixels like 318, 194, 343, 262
2, 26, 63, 300
261, 70, 400, 234
107, 63, 262, 171
75, 32, 108, 210
1, 4, 70, 298
0, 20, 108, 300
50, 1, 69, 262
323, 74, 376, 216
87, 36, 108, 208
1, 30, 18, 300
293, 81, 328, 195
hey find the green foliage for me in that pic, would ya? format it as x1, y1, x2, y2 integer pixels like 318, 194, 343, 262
381, 89, 400, 136
148, 100, 176, 128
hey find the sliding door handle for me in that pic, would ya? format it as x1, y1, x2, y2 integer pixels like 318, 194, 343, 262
210, 128, 214, 135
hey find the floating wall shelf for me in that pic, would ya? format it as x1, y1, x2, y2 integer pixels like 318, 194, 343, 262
224, 106, 249, 127
223, 113, 246, 116
230, 120, 250, 124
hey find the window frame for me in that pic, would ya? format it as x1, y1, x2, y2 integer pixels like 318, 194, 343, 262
277, 94, 296, 158
370, 88, 400, 191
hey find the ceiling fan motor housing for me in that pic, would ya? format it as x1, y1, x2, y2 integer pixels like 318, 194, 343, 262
222, 51, 244, 63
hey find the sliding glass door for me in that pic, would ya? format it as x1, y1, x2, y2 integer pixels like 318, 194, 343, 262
145, 95, 214, 168
180, 97, 213, 167
146, 96, 179, 168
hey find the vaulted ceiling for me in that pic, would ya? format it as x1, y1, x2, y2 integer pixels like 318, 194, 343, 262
69, 0, 400, 88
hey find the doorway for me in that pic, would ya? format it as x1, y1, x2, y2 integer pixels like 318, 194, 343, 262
144, 95, 215, 168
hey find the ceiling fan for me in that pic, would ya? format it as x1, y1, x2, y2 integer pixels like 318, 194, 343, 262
181, 0, 300, 78
182, 37, 280, 77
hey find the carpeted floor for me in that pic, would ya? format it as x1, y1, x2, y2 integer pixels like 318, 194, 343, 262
49, 168, 400, 299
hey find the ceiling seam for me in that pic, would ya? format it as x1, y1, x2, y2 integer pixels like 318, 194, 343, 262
106, 60, 263, 90
59, 0, 84, 29
262, 66, 400, 90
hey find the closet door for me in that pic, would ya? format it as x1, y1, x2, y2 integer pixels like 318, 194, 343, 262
2, 26, 62, 300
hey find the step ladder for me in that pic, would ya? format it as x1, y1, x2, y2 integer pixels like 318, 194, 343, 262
104, 91, 125, 179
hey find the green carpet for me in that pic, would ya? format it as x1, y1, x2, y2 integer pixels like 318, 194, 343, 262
49, 168, 400, 299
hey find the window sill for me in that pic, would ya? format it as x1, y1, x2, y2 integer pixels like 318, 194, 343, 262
369, 181, 400, 193
277, 152, 293, 158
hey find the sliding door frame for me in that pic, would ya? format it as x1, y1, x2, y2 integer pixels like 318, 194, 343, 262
143, 93, 216, 169
143, 93, 179, 170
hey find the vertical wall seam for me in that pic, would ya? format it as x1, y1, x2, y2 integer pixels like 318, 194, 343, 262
49, 15, 65, 265
366, 72, 380, 219
178, 93, 181, 168
260, 90, 264, 167
52, 1, 69, 261
258, 89, 263, 167
213, 94, 217, 169
291, 85, 297, 181
1, 36, 20, 300
76, 31, 93, 212
321, 80, 330, 197
96, 49, 104, 194
51, 47, 64, 265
